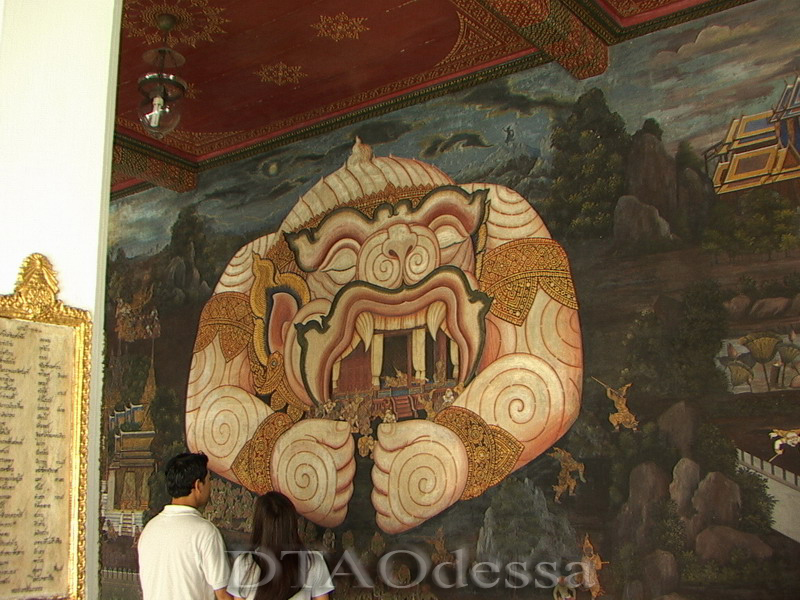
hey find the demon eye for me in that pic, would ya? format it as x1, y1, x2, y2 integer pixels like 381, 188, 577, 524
319, 241, 359, 285
434, 224, 468, 249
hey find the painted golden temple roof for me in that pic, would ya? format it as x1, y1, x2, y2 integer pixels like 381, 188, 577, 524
711, 77, 800, 195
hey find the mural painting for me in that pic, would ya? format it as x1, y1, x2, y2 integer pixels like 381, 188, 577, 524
185, 138, 583, 536
101, 0, 800, 598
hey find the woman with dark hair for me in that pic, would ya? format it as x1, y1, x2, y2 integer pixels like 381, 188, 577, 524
228, 492, 334, 600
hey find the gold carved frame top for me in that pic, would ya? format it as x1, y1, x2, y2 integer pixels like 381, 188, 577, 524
0, 254, 91, 600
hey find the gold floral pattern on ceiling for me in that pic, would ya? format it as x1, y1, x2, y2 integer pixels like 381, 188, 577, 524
122, 0, 229, 47
255, 62, 309, 86
184, 82, 201, 100
312, 12, 369, 42
437, 0, 530, 72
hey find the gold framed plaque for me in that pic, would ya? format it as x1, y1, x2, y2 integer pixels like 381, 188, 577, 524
0, 254, 90, 600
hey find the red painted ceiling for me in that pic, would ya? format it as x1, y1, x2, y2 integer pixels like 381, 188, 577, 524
112, 0, 752, 196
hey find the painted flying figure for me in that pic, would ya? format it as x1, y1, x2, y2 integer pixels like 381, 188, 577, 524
593, 377, 638, 432
185, 140, 583, 533
769, 428, 800, 462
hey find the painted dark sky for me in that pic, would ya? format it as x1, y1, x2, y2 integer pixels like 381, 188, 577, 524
110, 0, 798, 258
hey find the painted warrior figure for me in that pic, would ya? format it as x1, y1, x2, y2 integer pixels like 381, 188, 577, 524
548, 447, 586, 503
593, 377, 638, 432
769, 428, 800, 461
579, 534, 606, 599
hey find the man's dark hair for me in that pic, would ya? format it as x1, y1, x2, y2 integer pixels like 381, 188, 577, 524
164, 452, 208, 498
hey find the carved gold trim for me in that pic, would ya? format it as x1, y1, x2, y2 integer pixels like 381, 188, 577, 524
0, 254, 91, 600
230, 412, 293, 494
434, 406, 522, 499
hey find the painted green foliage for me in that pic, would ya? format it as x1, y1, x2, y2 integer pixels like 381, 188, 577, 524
704, 188, 800, 259
541, 88, 631, 239
621, 281, 728, 397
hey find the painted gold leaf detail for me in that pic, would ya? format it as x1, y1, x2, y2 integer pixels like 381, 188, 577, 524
434, 406, 522, 500
193, 292, 253, 361
479, 238, 578, 325
122, 0, 229, 47
231, 412, 293, 494
312, 12, 369, 42
255, 62, 308, 86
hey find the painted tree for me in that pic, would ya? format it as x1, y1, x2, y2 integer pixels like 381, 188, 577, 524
703, 188, 799, 259
621, 281, 728, 397
639, 117, 663, 140
540, 88, 631, 239
675, 140, 704, 173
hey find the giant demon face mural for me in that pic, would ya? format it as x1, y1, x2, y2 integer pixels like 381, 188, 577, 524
187, 141, 583, 533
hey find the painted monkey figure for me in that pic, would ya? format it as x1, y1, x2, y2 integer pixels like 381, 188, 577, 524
769, 428, 800, 461
592, 377, 638, 432
186, 140, 583, 533
548, 447, 586, 503
425, 527, 454, 565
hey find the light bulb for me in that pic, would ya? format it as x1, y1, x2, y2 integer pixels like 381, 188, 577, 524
146, 96, 165, 127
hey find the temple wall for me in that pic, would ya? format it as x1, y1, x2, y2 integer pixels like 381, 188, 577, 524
103, 0, 800, 598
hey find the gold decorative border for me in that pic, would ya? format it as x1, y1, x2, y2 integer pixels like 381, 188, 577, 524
559, 0, 755, 43
0, 254, 91, 600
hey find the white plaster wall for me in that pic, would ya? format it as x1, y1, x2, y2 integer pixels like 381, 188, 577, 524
0, 0, 122, 597
0, 0, 120, 308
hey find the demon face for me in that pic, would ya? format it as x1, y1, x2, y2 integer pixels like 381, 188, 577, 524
186, 141, 583, 532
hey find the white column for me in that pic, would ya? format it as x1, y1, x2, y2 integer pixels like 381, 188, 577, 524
371, 333, 384, 388
449, 339, 460, 373
412, 328, 426, 382
0, 1, 123, 597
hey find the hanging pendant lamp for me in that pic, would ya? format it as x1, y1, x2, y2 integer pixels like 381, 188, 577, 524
137, 13, 187, 139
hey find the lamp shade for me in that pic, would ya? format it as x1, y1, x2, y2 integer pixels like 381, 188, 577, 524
137, 72, 187, 139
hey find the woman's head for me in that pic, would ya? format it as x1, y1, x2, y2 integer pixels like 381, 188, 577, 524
251, 491, 301, 551
248, 492, 307, 600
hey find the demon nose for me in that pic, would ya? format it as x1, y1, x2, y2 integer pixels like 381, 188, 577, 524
358, 224, 441, 288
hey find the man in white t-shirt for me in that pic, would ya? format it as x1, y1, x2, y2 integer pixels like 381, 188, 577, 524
138, 452, 232, 600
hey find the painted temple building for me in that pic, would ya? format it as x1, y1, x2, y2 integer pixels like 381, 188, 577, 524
102, 356, 156, 538
709, 76, 800, 202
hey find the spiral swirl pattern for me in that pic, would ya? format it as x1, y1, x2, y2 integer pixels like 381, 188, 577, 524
272, 420, 354, 527
459, 183, 549, 250
358, 225, 440, 288
372, 422, 467, 533
215, 236, 273, 293
455, 354, 564, 447
276, 439, 336, 512
533, 298, 582, 369
359, 235, 402, 288
193, 385, 271, 475
402, 233, 438, 285
186, 340, 226, 413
